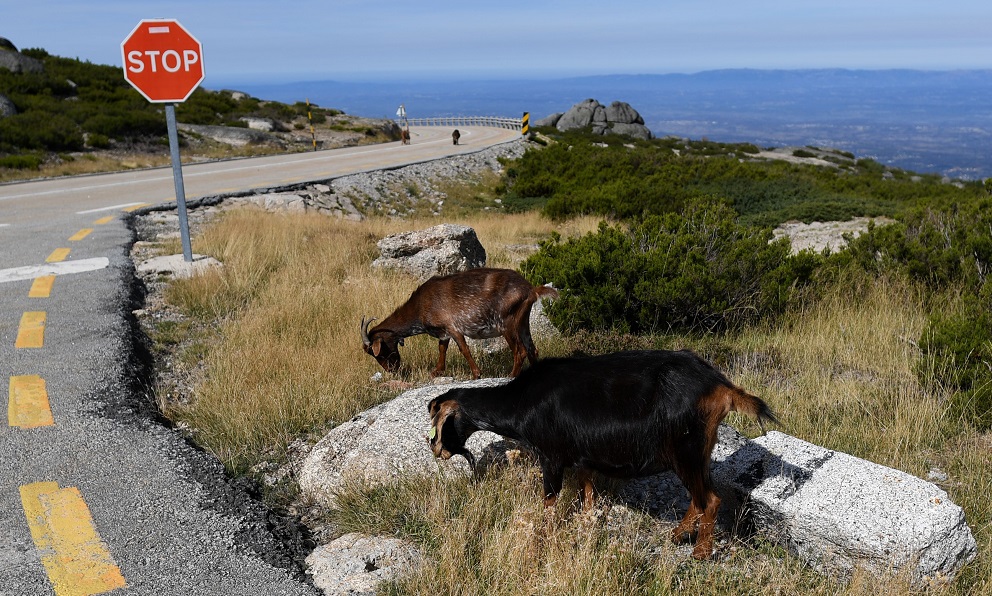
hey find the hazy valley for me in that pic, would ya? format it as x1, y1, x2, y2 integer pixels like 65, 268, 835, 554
237, 69, 992, 180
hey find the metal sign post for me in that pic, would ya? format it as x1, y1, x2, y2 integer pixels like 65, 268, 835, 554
121, 18, 204, 263
164, 104, 193, 262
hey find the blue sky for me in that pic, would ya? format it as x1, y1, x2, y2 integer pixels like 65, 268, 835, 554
5, 1, 990, 86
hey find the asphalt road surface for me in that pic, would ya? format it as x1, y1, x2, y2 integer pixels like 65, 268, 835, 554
0, 125, 520, 595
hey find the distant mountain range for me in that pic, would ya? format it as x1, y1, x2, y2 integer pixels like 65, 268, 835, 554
233, 69, 992, 180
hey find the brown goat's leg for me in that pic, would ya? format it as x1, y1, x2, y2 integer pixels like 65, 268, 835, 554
505, 336, 527, 377
451, 333, 482, 379
432, 339, 450, 377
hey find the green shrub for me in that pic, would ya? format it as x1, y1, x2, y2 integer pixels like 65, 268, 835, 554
522, 202, 820, 334
0, 154, 44, 169
919, 293, 992, 429
0, 112, 83, 151
87, 134, 111, 149
844, 201, 992, 292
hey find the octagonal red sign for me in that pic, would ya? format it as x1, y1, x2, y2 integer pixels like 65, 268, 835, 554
121, 19, 204, 103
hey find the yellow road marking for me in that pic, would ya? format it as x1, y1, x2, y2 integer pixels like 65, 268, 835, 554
68, 229, 93, 241
29, 275, 56, 298
15, 311, 46, 349
20, 482, 127, 596
8, 375, 54, 428
122, 203, 150, 212
93, 216, 113, 225
46, 249, 71, 263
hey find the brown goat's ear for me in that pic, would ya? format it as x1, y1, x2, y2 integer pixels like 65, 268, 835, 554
371, 338, 383, 357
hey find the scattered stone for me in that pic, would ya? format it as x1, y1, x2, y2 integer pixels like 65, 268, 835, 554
135, 254, 222, 280
306, 532, 424, 596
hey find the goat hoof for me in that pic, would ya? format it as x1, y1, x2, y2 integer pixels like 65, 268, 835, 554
690, 544, 714, 560
670, 527, 694, 545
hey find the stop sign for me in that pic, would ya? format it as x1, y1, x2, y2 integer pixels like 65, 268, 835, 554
121, 19, 204, 103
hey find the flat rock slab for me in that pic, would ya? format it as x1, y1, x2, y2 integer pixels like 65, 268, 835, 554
713, 431, 977, 582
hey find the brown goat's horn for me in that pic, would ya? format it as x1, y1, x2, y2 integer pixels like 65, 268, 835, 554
360, 316, 377, 347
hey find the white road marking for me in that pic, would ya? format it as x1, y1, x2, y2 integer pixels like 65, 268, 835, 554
0, 257, 110, 284
76, 202, 148, 214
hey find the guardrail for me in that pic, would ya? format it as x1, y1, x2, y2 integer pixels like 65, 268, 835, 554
398, 116, 523, 130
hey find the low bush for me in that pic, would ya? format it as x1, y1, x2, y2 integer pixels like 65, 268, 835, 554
0, 153, 43, 170
522, 202, 821, 334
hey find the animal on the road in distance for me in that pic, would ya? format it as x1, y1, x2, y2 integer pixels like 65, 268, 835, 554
361, 267, 558, 379
452, 129, 460, 145
400, 128, 411, 144
426, 349, 779, 560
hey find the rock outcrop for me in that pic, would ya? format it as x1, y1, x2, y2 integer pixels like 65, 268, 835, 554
0, 37, 43, 74
536, 99, 653, 140
0, 94, 16, 118
177, 123, 281, 148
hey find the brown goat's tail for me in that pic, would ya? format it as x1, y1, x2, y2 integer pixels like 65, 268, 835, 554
533, 284, 559, 301
729, 387, 780, 435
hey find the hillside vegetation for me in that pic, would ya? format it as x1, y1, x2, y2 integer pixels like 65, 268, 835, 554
0, 47, 396, 179
140, 127, 992, 594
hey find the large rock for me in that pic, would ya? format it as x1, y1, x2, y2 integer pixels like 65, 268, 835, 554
300, 382, 976, 584
372, 223, 486, 281
0, 39, 43, 74
298, 379, 511, 503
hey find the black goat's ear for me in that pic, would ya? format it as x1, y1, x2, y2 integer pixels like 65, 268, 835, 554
371, 338, 383, 357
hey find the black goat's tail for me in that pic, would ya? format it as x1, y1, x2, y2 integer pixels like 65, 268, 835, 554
729, 387, 780, 435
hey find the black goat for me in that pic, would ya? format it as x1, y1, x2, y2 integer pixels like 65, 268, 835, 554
427, 349, 778, 560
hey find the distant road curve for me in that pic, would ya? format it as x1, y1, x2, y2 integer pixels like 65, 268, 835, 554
0, 124, 523, 229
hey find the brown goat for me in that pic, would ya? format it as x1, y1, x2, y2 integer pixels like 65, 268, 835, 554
361, 267, 558, 379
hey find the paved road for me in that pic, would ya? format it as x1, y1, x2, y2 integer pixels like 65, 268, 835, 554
0, 125, 520, 595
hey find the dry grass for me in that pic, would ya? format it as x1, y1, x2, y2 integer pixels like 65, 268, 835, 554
154, 205, 991, 595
